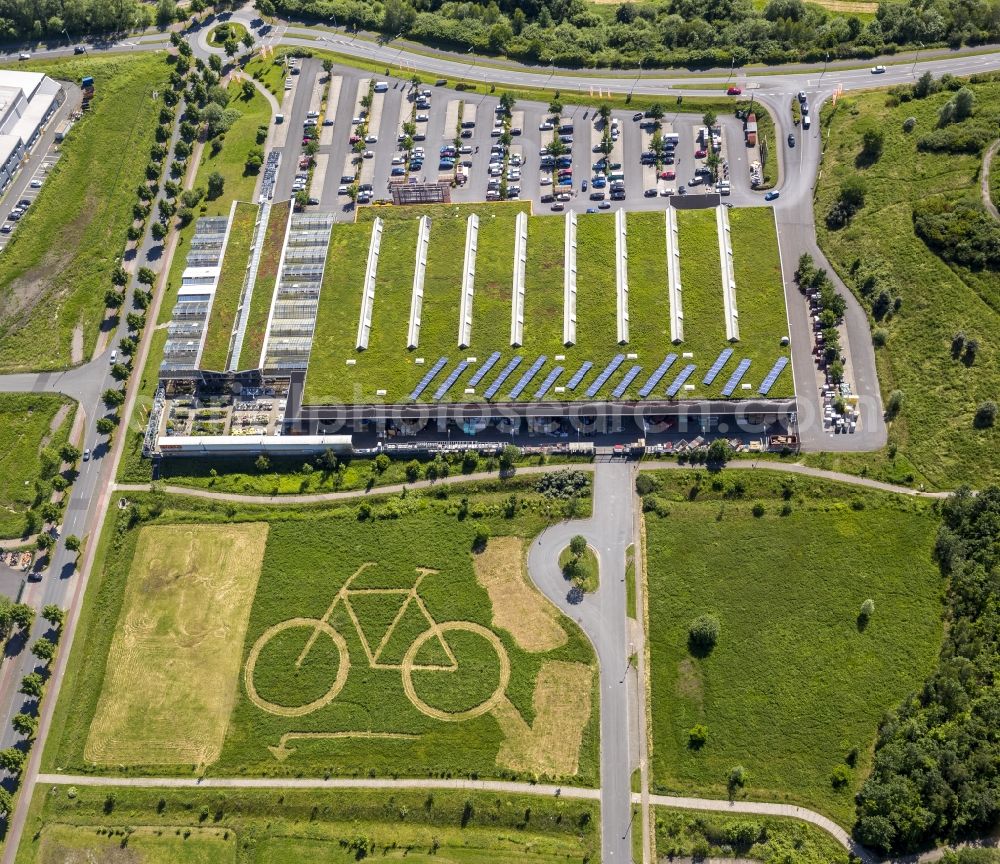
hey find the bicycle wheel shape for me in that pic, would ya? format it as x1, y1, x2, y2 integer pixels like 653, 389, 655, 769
401, 621, 511, 722
244, 617, 349, 718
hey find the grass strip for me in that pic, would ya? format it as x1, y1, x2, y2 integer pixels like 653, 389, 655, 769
199, 202, 258, 372
240, 200, 290, 371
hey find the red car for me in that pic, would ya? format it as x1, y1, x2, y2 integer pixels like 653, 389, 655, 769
660, 169, 675, 180
694, 148, 707, 159
727, 86, 742, 95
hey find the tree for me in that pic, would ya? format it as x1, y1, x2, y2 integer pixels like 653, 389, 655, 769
156, 0, 176, 27
64, 534, 81, 552
548, 99, 563, 117
472, 528, 489, 553
20, 673, 43, 698
207, 171, 225, 199
840, 175, 866, 210
42, 605, 65, 629
570, 535, 587, 557
245, 147, 263, 174
859, 598, 875, 621
0, 789, 11, 815
0, 747, 25, 774
151, 221, 168, 241
861, 128, 884, 162
953, 86, 975, 119
32, 637, 56, 663
374, 453, 390, 474
974, 400, 997, 428
706, 438, 731, 466
689, 614, 721, 654
255, 454, 270, 473
208, 53, 223, 73
103, 388, 125, 409
126, 312, 146, 332
241, 31, 255, 52
727, 765, 748, 799
405, 460, 421, 482
105, 288, 124, 309
831, 763, 851, 788
13, 713, 37, 738
11, 604, 34, 631
383, 0, 417, 34
223, 38, 238, 59
499, 444, 520, 473
886, 389, 904, 418
702, 109, 717, 128
96, 417, 116, 436
59, 444, 81, 464
241, 79, 255, 101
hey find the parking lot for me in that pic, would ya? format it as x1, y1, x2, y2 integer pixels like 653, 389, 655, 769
266, 60, 759, 219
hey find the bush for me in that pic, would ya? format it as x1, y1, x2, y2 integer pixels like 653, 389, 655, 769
688, 724, 708, 749
902, 116, 917, 132
913, 198, 1000, 270
974, 401, 997, 428
635, 473, 659, 496
886, 389, 904, 418
570, 534, 587, 556
831, 763, 851, 789
859, 598, 875, 621
688, 614, 721, 654
727, 765, 748, 798
751, 502, 765, 517
472, 528, 489, 553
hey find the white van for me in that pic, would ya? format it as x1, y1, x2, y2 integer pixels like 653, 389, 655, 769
374, 81, 389, 93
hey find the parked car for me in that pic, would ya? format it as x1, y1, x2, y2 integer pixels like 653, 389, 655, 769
598, 200, 611, 209
727, 86, 742, 95
644, 188, 657, 197
632, 112, 643, 121
551, 202, 565, 211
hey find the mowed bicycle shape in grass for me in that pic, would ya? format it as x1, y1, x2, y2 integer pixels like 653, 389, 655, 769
244, 562, 511, 722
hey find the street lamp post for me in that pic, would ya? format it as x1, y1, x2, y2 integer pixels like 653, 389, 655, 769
911, 42, 922, 77
819, 51, 830, 85
629, 58, 643, 102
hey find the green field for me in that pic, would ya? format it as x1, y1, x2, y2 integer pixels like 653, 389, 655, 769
642, 470, 943, 825
0, 54, 171, 372
652, 805, 850, 863
303, 204, 790, 404
47, 476, 599, 784
0, 394, 74, 539
816, 80, 1000, 487
199, 203, 257, 372
16, 785, 599, 864
239, 200, 288, 371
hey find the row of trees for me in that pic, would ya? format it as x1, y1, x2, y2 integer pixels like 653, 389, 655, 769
0, 604, 65, 816
258, 0, 1000, 69
854, 487, 1000, 854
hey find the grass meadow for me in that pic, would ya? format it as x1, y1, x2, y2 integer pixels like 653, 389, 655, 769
641, 470, 944, 825
0, 394, 74, 539
816, 80, 1000, 487
0, 54, 171, 372
199, 202, 257, 372
304, 204, 790, 403
16, 785, 599, 864
45, 477, 599, 785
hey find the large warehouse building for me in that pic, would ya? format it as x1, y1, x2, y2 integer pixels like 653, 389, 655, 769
0, 70, 61, 194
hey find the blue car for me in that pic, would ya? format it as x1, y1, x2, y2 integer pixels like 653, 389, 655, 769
439, 160, 455, 171
591, 176, 607, 188
391, 167, 405, 176
586, 207, 598, 213
764, 190, 780, 201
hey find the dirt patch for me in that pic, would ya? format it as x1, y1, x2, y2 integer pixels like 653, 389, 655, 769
473, 536, 567, 652
39, 403, 71, 451
676, 657, 704, 712
71, 324, 84, 364
494, 660, 593, 777
811, 0, 878, 11
85, 523, 268, 768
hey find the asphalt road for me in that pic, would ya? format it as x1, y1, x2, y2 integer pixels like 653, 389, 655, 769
527, 459, 635, 864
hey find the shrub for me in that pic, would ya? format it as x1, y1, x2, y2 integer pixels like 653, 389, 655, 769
472, 529, 489, 553
832, 763, 851, 789
635, 473, 659, 496
751, 502, 765, 517
872, 328, 888, 347
886, 389, 904, 418
688, 614, 721, 654
974, 401, 997, 428
727, 765, 748, 799
570, 534, 587, 557
902, 116, 916, 132
860, 598, 875, 621
688, 724, 708, 749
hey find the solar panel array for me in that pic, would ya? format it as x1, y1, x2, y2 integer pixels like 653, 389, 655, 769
702, 348, 734, 386
585, 354, 626, 398
468, 351, 502, 388
612, 365, 642, 398
638, 354, 677, 398
509, 355, 547, 399
409, 357, 449, 401
484, 355, 523, 401
665, 363, 697, 397
566, 361, 593, 390
433, 360, 470, 401
758, 356, 789, 395
533, 366, 564, 400
720, 358, 752, 397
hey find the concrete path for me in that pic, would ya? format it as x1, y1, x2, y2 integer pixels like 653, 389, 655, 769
982, 139, 1000, 221
527, 460, 636, 864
